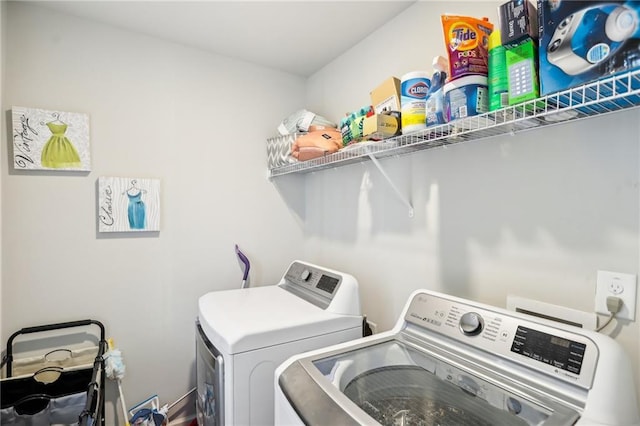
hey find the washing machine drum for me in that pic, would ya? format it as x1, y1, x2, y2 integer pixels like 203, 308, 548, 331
343, 365, 527, 426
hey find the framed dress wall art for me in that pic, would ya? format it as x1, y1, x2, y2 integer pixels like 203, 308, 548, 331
12, 106, 91, 171
98, 177, 161, 233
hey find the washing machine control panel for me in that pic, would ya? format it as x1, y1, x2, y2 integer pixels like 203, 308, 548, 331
404, 291, 598, 389
509, 325, 587, 376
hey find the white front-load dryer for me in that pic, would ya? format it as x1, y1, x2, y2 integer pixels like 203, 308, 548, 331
196, 260, 362, 426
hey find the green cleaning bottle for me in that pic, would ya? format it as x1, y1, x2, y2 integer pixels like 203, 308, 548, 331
488, 30, 508, 111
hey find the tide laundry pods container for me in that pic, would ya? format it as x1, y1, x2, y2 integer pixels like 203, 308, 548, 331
444, 75, 489, 123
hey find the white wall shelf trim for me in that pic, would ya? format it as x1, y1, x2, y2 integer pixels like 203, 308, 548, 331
268, 69, 640, 179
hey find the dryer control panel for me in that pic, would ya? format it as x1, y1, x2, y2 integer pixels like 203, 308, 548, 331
403, 291, 598, 390
279, 261, 346, 310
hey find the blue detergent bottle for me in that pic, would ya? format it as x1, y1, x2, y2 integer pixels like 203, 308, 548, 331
425, 55, 448, 127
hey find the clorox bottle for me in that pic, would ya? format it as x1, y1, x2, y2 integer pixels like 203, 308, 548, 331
400, 71, 430, 134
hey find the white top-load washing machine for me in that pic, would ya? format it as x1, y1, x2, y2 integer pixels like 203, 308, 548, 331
276, 289, 640, 426
196, 260, 362, 426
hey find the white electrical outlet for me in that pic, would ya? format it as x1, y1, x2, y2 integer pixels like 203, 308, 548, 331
595, 270, 637, 321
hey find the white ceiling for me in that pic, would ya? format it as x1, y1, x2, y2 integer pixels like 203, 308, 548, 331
30, 1, 416, 76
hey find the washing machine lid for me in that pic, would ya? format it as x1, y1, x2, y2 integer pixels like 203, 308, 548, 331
198, 285, 362, 354
279, 337, 581, 426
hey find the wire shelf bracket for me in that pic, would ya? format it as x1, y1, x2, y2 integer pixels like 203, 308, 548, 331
366, 150, 414, 218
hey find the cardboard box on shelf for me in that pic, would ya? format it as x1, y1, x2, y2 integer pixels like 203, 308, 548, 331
363, 113, 401, 141
370, 77, 401, 114
538, 0, 640, 96
499, 0, 538, 47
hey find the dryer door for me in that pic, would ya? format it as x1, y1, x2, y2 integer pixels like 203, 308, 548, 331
196, 321, 224, 426
279, 339, 581, 426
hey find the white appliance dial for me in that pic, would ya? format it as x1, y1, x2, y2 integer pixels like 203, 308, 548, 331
459, 312, 484, 336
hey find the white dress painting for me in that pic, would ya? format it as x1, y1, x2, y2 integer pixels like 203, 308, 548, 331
12, 106, 91, 171
98, 177, 161, 233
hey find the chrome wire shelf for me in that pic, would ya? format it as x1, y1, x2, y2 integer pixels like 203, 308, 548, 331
268, 69, 640, 178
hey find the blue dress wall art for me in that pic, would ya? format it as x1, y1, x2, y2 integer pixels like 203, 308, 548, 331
98, 177, 161, 233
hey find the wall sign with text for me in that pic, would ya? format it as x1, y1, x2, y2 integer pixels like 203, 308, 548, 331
98, 177, 161, 233
12, 106, 91, 171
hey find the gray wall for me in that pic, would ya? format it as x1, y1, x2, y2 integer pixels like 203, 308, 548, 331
301, 0, 640, 407
1, 2, 305, 422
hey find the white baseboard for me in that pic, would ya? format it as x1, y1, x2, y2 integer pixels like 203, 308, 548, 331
169, 415, 196, 426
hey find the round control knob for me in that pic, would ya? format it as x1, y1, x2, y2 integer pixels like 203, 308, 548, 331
459, 312, 484, 336
300, 269, 311, 281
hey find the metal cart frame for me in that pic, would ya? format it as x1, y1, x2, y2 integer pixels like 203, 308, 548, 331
1, 319, 107, 425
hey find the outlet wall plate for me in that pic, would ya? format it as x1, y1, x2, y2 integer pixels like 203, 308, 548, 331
595, 270, 637, 321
